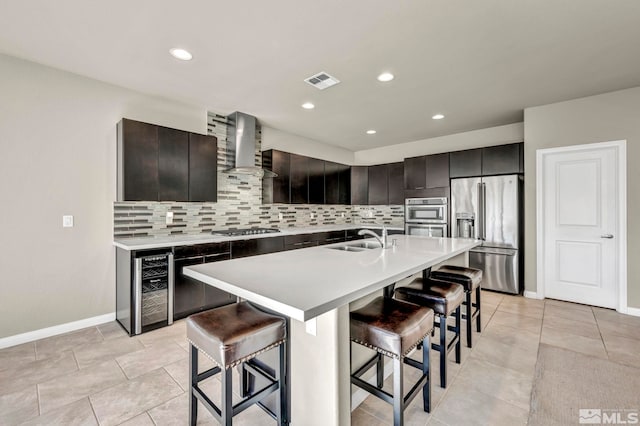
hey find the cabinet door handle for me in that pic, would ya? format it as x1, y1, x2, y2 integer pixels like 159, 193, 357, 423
415, 186, 425, 190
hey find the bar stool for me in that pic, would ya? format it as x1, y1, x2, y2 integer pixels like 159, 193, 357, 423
394, 278, 464, 388
350, 296, 434, 426
186, 302, 287, 426
431, 265, 483, 348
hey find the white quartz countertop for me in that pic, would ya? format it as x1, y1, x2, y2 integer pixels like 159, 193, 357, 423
183, 236, 480, 322
113, 224, 404, 250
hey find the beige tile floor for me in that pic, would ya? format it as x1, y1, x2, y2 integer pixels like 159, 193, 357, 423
1, 292, 639, 425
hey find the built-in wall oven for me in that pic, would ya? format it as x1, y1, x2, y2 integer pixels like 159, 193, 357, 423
405, 197, 448, 237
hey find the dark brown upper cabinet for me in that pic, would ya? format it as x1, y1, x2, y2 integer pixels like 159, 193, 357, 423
350, 166, 368, 205
404, 153, 449, 194
188, 133, 218, 202
481, 143, 523, 175
308, 157, 325, 204
325, 161, 350, 205
426, 153, 449, 188
262, 150, 291, 203
449, 148, 482, 178
404, 156, 426, 190
158, 127, 189, 202
387, 162, 405, 205
119, 119, 159, 201
118, 118, 218, 202
263, 150, 350, 205
289, 154, 309, 204
368, 164, 389, 205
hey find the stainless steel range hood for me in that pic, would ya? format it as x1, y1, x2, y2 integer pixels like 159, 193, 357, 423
224, 111, 276, 178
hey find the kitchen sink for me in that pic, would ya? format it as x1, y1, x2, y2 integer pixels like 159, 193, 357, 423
327, 240, 382, 252
349, 241, 383, 249
327, 245, 367, 252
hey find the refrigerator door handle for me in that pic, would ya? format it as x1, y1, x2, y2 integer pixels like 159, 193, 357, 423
477, 182, 484, 240
482, 182, 487, 240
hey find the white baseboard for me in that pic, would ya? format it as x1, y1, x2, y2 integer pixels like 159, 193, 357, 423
626, 307, 640, 317
523, 291, 543, 300
0, 312, 116, 350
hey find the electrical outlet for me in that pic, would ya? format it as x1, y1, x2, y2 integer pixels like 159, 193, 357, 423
341, 212, 345, 218
62, 215, 74, 228
166, 211, 174, 225
278, 212, 284, 221
367, 211, 373, 218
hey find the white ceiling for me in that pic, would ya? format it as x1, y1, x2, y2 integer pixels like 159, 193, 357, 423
1, 1, 640, 151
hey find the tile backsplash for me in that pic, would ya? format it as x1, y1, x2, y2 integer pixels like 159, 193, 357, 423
114, 194, 404, 238
113, 113, 404, 238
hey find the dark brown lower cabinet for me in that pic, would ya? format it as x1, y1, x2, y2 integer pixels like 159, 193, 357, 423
230, 236, 285, 258
173, 243, 233, 320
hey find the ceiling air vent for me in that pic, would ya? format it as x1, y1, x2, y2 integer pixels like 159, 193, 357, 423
304, 72, 340, 90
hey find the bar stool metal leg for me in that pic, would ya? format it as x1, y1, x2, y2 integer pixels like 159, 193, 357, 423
221, 367, 233, 426
476, 287, 482, 332
189, 344, 198, 426
465, 291, 473, 347
393, 356, 404, 426
438, 316, 447, 388
455, 306, 462, 363
423, 336, 431, 412
376, 353, 384, 388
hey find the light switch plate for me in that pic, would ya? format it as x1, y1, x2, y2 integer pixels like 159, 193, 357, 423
62, 215, 74, 228
166, 211, 174, 225
278, 212, 284, 221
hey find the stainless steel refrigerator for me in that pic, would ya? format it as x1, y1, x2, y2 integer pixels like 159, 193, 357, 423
451, 175, 523, 294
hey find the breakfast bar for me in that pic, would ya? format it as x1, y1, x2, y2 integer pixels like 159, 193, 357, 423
184, 235, 480, 426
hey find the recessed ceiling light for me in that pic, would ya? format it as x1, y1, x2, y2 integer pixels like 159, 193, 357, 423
366, 130, 377, 135
302, 102, 315, 110
377, 72, 394, 82
432, 114, 445, 120
169, 48, 193, 61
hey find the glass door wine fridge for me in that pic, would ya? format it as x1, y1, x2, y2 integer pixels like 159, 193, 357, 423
116, 248, 174, 335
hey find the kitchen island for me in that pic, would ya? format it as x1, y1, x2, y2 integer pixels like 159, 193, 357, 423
184, 235, 480, 426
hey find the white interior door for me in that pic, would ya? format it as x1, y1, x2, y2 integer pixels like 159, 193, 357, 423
540, 144, 620, 308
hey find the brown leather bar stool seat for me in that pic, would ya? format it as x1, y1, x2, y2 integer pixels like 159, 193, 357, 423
351, 296, 434, 426
431, 265, 483, 348
394, 278, 464, 388
186, 302, 287, 426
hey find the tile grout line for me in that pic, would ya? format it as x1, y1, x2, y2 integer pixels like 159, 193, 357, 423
592, 307, 611, 360
87, 396, 101, 426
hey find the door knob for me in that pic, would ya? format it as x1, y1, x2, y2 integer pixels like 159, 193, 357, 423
600, 234, 614, 239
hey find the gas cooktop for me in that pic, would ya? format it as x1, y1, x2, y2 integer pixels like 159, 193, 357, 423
211, 228, 281, 237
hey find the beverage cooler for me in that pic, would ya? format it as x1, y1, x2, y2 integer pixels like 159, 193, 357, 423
116, 248, 174, 335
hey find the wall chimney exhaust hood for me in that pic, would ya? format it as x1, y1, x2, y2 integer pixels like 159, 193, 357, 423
224, 111, 276, 178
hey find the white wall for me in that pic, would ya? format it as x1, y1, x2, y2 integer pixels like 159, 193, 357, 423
0, 54, 208, 339
354, 123, 524, 165
262, 126, 355, 165
524, 86, 640, 308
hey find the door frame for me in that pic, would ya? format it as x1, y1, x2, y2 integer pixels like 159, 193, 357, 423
536, 140, 627, 313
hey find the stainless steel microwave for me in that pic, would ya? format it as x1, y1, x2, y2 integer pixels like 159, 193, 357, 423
405, 197, 448, 224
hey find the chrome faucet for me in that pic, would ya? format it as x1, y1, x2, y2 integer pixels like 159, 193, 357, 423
358, 226, 389, 249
